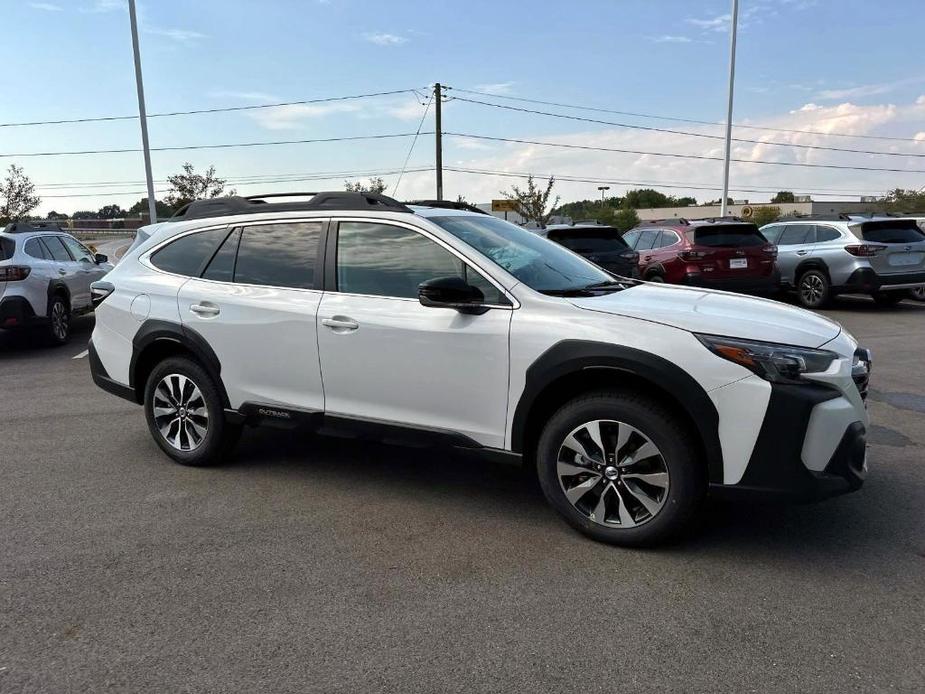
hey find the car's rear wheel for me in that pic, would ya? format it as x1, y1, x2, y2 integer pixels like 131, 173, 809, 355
910, 286, 925, 302
646, 274, 665, 283
797, 269, 830, 309
143, 356, 240, 466
536, 391, 706, 546
46, 295, 70, 345
873, 290, 907, 307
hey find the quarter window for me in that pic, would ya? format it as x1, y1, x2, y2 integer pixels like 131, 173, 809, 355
233, 222, 321, 289
761, 225, 784, 244
634, 230, 660, 250
24, 238, 49, 260
815, 226, 841, 243
151, 227, 230, 276
336, 221, 502, 301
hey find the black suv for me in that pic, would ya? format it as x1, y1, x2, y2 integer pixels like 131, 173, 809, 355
537, 223, 639, 278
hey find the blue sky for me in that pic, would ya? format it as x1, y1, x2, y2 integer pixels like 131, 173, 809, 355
5, 0, 925, 214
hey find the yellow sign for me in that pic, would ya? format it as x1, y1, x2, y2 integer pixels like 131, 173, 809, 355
740, 205, 754, 218
492, 199, 518, 212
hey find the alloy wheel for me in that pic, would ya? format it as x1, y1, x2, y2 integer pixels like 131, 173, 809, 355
51, 301, 68, 341
800, 274, 825, 306
152, 374, 210, 451
557, 419, 669, 528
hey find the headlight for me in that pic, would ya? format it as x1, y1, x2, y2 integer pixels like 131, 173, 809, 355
696, 334, 838, 384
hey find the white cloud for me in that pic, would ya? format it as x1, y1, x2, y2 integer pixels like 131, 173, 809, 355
248, 103, 364, 130
649, 34, 692, 43
473, 82, 515, 95
686, 14, 731, 32
146, 26, 207, 43
29, 2, 63, 11
363, 32, 408, 46
816, 77, 925, 101
83, 0, 124, 12
392, 96, 925, 206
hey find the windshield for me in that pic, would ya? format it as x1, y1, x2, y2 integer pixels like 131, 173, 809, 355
430, 215, 613, 292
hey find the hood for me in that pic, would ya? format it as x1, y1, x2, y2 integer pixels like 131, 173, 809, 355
568, 283, 841, 348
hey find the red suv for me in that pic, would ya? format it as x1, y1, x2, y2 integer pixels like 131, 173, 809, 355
622, 218, 779, 293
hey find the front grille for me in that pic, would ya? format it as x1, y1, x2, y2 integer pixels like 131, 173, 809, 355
852, 348, 872, 401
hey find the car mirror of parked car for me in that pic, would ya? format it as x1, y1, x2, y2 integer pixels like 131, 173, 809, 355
418, 276, 488, 314
95, 253, 109, 264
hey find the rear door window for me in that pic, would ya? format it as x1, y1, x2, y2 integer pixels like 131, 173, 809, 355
691, 224, 766, 247
233, 222, 321, 289
43, 236, 73, 262
634, 230, 660, 250
777, 224, 813, 246
151, 227, 231, 276
859, 221, 925, 244
202, 229, 241, 282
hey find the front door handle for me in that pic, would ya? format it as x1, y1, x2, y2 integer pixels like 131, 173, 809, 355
322, 316, 359, 332
58, 268, 67, 275
796, 250, 809, 255
190, 303, 220, 317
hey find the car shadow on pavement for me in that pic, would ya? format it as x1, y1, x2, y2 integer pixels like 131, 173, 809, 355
0, 315, 94, 357
226, 426, 905, 558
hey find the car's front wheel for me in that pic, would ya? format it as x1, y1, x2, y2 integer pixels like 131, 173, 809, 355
797, 269, 830, 309
143, 356, 240, 466
910, 286, 925, 302
536, 391, 706, 546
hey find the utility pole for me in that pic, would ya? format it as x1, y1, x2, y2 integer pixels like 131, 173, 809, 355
720, 0, 739, 218
598, 186, 610, 208
434, 83, 443, 201
128, 0, 158, 224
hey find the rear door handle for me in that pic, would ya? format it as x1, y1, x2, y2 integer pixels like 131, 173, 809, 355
796, 250, 808, 255
58, 268, 67, 275
190, 303, 220, 317
322, 317, 359, 332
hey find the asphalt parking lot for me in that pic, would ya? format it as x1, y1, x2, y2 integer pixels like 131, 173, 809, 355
1, 294, 923, 693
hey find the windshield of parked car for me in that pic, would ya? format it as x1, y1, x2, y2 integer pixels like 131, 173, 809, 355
429, 215, 615, 293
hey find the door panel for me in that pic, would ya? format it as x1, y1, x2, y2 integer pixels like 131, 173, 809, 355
317, 293, 512, 447
775, 224, 815, 284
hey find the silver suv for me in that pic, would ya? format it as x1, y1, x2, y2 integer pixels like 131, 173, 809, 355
760, 216, 925, 308
0, 221, 113, 344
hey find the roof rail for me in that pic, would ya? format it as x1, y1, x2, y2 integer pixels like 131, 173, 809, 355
634, 217, 691, 227
692, 216, 747, 224
170, 191, 413, 222
2, 220, 65, 234
406, 199, 489, 215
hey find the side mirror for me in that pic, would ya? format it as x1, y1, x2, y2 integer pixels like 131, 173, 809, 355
95, 253, 109, 264
418, 276, 488, 314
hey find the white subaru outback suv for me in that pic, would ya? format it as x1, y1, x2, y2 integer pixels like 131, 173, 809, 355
89, 192, 871, 546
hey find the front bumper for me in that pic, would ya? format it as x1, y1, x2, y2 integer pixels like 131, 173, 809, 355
712, 379, 867, 501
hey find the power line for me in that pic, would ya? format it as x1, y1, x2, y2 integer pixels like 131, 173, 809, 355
448, 87, 924, 144
450, 95, 925, 159
0, 132, 432, 158
442, 166, 885, 198
393, 94, 433, 195
444, 132, 925, 175
0, 89, 423, 128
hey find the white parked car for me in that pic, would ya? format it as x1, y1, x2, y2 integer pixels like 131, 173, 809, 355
89, 193, 871, 546
0, 221, 112, 344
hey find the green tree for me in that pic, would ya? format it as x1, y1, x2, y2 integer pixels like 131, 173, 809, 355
165, 163, 234, 210
46, 210, 68, 220
501, 175, 559, 227
770, 191, 795, 203
881, 188, 925, 213
128, 197, 174, 218
0, 164, 41, 223
72, 210, 96, 220
344, 177, 387, 194
97, 204, 126, 219
751, 206, 781, 227
612, 208, 640, 232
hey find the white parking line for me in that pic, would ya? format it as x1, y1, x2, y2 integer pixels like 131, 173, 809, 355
72, 349, 89, 360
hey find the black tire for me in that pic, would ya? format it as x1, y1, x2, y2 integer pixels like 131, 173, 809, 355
796, 269, 830, 309
872, 290, 907, 307
645, 274, 665, 283
536, 391, 706, 547
143, 356, 240, 466
45, 294, 70, 346
910, 286, 925, 302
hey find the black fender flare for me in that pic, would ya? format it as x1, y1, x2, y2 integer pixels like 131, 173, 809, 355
794, 258, 831, 282
46, 280, 71, 311
510, 340, 724, 482
129, 319, 229, 407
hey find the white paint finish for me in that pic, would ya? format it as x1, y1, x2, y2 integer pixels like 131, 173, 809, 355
801, 397, 864, 472
567, 282, 842, 348
129, 294, 151, 321
708, 375, 772, 484
178, 279, 324, 411
317, 292, 512, 448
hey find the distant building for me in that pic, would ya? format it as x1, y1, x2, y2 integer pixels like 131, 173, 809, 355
635, 199, 883, 222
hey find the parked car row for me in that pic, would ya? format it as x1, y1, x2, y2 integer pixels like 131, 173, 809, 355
541, 215, 925, 309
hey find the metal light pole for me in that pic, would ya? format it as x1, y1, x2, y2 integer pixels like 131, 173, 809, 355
598, 185, 610, 207
720, 0, 739, 218
128, 0, 158, 223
